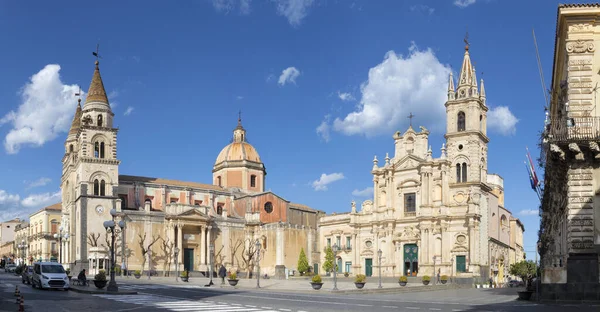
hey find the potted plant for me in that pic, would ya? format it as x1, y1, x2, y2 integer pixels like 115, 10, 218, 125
399, 275, 408, 286
310, 275, 323, 290
509, 260, 536, 301
94, 270, 107, 289
180, 270, 189, 282
344, 272, 349, 277
354, 274, 366, 289
440, 275, 448, 284
228, 272, 239, 286
133, 270, 141, 279
421, 275, 431, 285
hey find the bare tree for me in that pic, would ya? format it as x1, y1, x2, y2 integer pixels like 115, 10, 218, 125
160, 237, 174, 277
230, 238, 243, 267
137, 233, 161, 273
240, 238, 260, 279
213, 245, 225, 270
87, 233, 101, 247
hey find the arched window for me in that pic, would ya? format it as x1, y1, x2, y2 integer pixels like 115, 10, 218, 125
100, 142, 105, 159
462, 163, 468, 183
94, 142, 99, 158
501, 215, 508, 227
93, 179, 99, 195
217, 176, 222, 187
100, 180, 106, 196
457, 111, 466, 132
69, 144, 74, 153
97, 115, 103, 127
145, 199, 152, 210
456, 164, 461, 183
250, 175, 257, 188
479, 115, 483, 131
217, 205, 223, 215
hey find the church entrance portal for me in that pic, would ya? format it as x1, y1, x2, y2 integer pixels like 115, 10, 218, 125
404, 244, 419, 276
365, 258, 373, 277
184, 248, 194, 271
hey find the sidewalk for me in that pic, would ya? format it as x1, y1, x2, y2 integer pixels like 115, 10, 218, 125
112, 274, 471, 294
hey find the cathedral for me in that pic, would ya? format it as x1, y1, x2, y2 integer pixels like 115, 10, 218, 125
60, 59, 322, 278
319, 43, 525, 284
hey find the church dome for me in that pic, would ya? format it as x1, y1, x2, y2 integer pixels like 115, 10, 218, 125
213, 115, 262, 168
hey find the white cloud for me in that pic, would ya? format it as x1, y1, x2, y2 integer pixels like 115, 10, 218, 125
352, 187, 373, 197
0, 64, 81, 154
328, 43, 451, 138
0, 190, 20, 205
212, 0, 252, 14
124, 106, 134, 116
272, 0, 315, 26
487, 106, 518, 136
454, 0, 476, 8
519, 209, 538, 216
20, 190, 61, 209
316, 114, 331, 142
410, 4, 434, 15
26, 177, 51, 189
278, 67, 300, 86
236, 95, 244, 100
338, 91, 355, 102
312, 172, 344, 191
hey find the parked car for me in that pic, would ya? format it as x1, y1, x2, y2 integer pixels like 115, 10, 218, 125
21, 266, 33, 284
5, 264, 16, 273
508, 280, 524, 287
31, 262, 69, 290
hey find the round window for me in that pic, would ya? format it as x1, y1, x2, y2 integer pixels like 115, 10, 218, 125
458, 144, 463, 150
365, 240, 373, 248
264, 202, 273, 213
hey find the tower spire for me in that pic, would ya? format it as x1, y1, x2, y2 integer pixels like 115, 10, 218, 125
68, 99, 82, 138
84, 45, 109, 106
448, 72, 455, 100
480, 77, 486, 104
456, 32, 477, 99
233, 112, 246, 142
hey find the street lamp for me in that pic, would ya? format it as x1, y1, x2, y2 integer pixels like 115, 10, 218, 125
103, 208, 125, 292
377, 249, 383, 289
17, 240, 26, 265
256, 240, 261, 288
332, 244, 339, 291
53, 226, 69, 264
174, 247, 180, 282
208, 243, 215, 286
432, 256, 436, 285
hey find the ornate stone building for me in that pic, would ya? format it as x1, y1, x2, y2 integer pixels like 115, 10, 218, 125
61, 59, 323, 278
319, 43, 524, 282
540, 3, 600, 300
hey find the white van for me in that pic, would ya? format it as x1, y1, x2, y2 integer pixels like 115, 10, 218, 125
31, 262, 70, 290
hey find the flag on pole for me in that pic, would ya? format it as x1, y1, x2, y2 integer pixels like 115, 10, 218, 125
525, 161, 537, 190
526, 147, 540, 188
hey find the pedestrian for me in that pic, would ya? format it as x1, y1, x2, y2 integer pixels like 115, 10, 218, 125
219, 265, 227, 284
121, 262, 127, 276
437, 269, 441, 283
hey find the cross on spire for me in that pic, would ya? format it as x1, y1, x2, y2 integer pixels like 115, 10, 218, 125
407, 112, 415, 127
238, 110, 242, 124
75, 86, 82, 104
92, 43, 102, 61
464, 27, 470, 50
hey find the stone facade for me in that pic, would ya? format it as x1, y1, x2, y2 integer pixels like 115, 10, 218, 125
26, 204, 62, 262
58, 60, 323, 278
540, 3, 600, 300
319, 44, 524, 283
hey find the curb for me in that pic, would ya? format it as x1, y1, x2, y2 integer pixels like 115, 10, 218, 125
324, 284, 473, 295
69, 287, 138, 295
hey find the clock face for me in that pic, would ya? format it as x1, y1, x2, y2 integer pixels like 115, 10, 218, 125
96, 206, 104, 215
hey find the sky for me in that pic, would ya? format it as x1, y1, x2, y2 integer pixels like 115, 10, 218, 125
0, 0, 563, 260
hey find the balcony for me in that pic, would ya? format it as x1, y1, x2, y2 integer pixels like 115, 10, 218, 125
404, 211, 416, 217
546, 117, 600, 143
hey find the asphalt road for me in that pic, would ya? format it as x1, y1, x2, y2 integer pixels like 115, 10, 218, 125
1, 271, 599, 312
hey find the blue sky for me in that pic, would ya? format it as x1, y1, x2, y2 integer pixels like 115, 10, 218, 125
0, 0, 562, 259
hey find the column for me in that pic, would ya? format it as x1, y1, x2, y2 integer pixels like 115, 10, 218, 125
307, 229, 313, 267
468, 223, 475, 269
207, 226, 213, 267
276, 225, 284, 265
200, 225, 206, 266
177, 224, 183, 270
441, 168, 448, 204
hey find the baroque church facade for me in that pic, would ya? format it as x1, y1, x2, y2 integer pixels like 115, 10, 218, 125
60, 60, 323, 278
319, 44, 525, 283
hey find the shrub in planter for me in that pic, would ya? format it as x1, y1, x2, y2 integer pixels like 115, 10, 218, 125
440, 275, 448, 284
133, 270, 141, 279
180, 270, 189, 282
94, 270, 107, 289
354, 274, 366, 289
310, 275, 323, 290
399, 275, 408, 286
421, 275, 431, 285
344, 272, 349, 277
228, 272, 239, 286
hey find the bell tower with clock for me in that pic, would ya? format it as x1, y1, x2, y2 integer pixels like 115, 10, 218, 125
62, 57, 121, 273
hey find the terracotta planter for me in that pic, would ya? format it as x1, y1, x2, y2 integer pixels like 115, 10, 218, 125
228, 279, 239, 286
93, 280, 107, 289
310, 282, 323, 290
399, 281, 407, 286
517, 291, 533, 301
422, 280, 430, 285
354, 282, 365, 289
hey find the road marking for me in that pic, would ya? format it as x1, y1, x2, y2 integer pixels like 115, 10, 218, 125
406, 308, 420, 310
246, 305, 257, 308
261, 307, 273, 309
452, 310, 464, 312
279, 309, 292, 311
429, 309, 441, 311
382, 306, 398, 308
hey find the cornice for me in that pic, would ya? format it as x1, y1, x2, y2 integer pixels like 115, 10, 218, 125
81, 107, 115, 116
444, 131, 490, 143
80, 157, 121, 165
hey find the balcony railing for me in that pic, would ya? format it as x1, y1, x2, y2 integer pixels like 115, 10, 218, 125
546, 117, 600, 143
404, 211, 416, 217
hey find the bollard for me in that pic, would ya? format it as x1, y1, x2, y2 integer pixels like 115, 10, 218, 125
14, 286, 20, 297
18, 295, 24, 312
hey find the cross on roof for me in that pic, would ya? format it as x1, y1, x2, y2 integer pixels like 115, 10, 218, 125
75, 87, 82, 103
407, 112, 415, 127
92, 43, 102, 61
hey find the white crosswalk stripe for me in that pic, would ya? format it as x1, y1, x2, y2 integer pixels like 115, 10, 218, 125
94, 294, 285, 312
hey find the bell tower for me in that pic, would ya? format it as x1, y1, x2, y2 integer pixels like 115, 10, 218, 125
445, 38, 489, 185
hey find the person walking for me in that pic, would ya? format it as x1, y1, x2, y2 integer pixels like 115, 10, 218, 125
437, 269, 441, 284
218, 265, 227, 284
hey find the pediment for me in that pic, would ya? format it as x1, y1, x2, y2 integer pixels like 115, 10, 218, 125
394, 154, 424, 170
175, 208, 208, 220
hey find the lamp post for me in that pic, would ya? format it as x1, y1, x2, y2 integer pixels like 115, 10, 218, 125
18, 240, 26, 265
332, 244, 339, 291
53, 226, 69, 264
103, 208, 125, 292
174, 247, 180, 282
256, 240, 261, 288
377, 249, 383, 289
208, 243, 215, 286
432, 256, 436, 285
